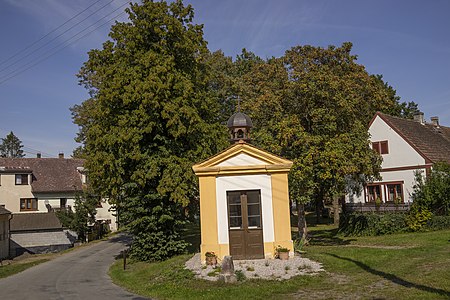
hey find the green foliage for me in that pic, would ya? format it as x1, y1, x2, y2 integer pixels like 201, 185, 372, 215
72, 0, 228, 260
55, 189, 98, 242
339, 213, 409, 236
406, 206, 433, 232
55, 209, 75, 228
370, 74, 419, 119
234, 270, 246, 282
0, 131, 24, 158
293, 236, 309, 253
128, 199, 190, 261
426, 215, 450, 230
412, 162, 450, 216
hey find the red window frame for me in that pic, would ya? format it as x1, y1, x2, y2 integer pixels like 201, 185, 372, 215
385, 182, 404, 203
366, 184, 383, 203
372, 141, 389, 155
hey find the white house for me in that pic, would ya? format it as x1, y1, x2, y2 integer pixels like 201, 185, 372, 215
346, 112, 450, 208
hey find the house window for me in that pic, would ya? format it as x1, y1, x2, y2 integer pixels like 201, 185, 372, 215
15, 174, 29, 185
372, 141, 389, 155
20, 198, 37, 211
60, 198, 67, 208
386, 183, 403, 203
367, 184, 382, 202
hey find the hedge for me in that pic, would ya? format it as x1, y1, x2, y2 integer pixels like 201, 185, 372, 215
339, 213, 450, 236
338, 212, 409, 236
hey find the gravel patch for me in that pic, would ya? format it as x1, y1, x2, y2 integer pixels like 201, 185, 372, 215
185, 253, 324, 281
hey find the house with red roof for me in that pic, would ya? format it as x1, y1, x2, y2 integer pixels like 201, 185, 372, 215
346, 112, 450, 211
0, 155, 117, 256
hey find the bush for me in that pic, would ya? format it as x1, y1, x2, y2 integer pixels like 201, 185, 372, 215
406, 206, 432, 231
412, 162, 450, 216
339, 212, 408, 236
426, 215, 450, 230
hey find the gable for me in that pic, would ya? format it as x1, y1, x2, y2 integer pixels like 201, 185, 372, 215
193, 142, 293, 176
369, 115, 426, 167
217, 153, 267, 167
371, 112, 450, 164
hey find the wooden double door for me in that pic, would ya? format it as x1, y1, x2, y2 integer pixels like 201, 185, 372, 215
227, 190, 264, 260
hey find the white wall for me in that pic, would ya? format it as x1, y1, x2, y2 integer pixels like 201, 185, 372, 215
217, 153, 266, 167
216, 174, 274, 244
370, 116, 425, 168
36, 193, 76, 212
96, 200, 117, 232
347, 116, 427, 204
0, 173, 34, 212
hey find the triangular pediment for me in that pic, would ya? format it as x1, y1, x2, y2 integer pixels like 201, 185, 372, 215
193, 142, 293, 176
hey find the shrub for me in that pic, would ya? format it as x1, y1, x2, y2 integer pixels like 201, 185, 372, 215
406, 206, 432, 231
235, 270, 246, 282
426, 215, 450, 230
339, 212, 408, 236
412, 162, 450, 216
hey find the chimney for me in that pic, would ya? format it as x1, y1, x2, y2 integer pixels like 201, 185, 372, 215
36, 153, 42, 158
430, 116, 439, 127
413, 112, 424, 124
58, 152, 64, 159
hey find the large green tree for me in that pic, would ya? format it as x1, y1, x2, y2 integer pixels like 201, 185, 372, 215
0, 131, 25, 158
72, 0, 227, 261
239, 43, 403, 238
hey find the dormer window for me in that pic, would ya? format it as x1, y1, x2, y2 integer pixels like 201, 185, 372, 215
15, 174, 29, 185
372, 141, 389, 155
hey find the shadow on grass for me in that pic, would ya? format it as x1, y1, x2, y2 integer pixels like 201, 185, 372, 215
307, 228, 355, 246
181, 222, 201, 254
327, 253, 450, 298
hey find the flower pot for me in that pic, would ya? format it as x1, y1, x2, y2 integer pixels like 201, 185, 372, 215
278, 251, 289, 260
206, 256, 217, 266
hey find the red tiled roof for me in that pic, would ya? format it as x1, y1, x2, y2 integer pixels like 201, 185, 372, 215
0, 158, 85, 193
376, 112, 450, 163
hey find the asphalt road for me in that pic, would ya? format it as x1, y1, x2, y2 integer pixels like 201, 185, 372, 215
0, 234, 148, 300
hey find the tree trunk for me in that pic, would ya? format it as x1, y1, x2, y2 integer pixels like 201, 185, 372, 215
315, 193, 324, 225
297, 202, 307, 240
314, 199, 319, 224
333, 195, 340, 226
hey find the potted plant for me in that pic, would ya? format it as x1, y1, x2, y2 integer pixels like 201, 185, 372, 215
275, 245, 290, 260
205, 251, 217, 266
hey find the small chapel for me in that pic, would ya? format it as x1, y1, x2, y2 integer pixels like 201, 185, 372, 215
193, 110, 294, 262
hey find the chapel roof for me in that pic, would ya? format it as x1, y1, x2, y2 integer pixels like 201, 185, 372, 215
227, 112, 253, 128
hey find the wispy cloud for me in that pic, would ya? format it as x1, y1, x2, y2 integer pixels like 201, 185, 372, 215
3, 0, 130, 50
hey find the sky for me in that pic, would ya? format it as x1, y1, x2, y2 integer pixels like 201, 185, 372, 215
0, 0, 449, 158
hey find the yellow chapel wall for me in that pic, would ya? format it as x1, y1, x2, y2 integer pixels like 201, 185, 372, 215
270, 172, 294, 256
199, 175, 220, 262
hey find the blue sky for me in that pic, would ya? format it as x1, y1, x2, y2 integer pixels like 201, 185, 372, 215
0, 0, 449, 157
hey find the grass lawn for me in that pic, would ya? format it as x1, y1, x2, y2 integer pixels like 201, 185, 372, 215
109, 224, 450, 300
0, 259, 49, 279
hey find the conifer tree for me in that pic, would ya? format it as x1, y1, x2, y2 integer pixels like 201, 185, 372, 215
0, 131, 25, 158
